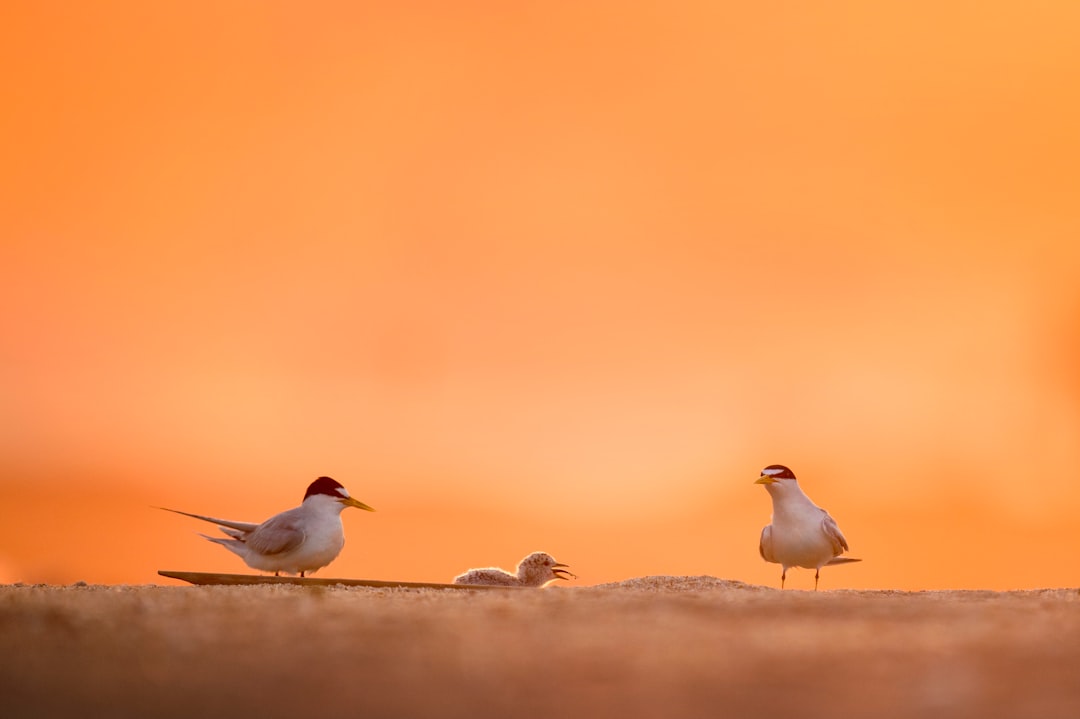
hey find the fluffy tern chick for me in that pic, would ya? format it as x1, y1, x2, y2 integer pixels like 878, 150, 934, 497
161, 476, 375, 577
755, 464, 860, 590
453, 552, 576, 587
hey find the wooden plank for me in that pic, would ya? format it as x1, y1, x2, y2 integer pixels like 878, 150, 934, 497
157, 570, 526, 590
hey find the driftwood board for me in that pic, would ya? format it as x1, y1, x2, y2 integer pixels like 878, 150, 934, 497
158, 570, 525, 590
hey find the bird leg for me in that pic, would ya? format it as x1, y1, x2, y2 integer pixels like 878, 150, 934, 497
814, 569, 819, 591
781, 569, 786, 589
300, 571, 306, 578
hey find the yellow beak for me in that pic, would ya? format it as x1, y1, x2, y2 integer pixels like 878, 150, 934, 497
340, 497, 376, 511
754, 475, 777, 485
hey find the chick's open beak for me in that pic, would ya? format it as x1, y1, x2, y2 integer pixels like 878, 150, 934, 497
552, 563, 577, 581
340, 496, 376, 511
754, 475, 777, 485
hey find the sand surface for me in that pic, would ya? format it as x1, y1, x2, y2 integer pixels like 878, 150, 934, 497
3, 577, 1079, 718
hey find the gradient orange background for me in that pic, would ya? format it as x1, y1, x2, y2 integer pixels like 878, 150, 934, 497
3, 2, 1079, 590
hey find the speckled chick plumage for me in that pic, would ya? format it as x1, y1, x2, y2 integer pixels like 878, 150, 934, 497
453, 551, 575, 587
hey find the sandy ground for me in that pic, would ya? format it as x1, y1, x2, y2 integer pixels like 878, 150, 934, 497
2, 577, 1079, 719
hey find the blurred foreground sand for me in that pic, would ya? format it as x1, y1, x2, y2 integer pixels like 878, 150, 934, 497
2, 577, 1079, 718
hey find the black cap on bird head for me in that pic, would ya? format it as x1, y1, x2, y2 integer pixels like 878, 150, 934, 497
304, 476, 348, 500
761, 465, 796, 479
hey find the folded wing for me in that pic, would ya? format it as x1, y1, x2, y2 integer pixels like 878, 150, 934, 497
820, 512, 849, 556
758, 524, 775, 563
243, 512, 307, 556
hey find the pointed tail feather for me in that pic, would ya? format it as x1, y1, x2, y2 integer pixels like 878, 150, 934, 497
198, 533, 248, 558
156, 506, 260, 533
826, 557, 862, 566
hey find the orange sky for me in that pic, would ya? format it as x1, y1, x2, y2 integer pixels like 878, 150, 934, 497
2, 2, 1079, 590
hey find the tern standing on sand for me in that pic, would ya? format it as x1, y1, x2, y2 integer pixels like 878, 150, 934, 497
161, 476, 375, 577
754, 464, 860, 590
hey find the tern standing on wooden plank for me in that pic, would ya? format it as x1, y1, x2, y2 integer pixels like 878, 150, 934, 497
754, 464, 860, 590
161, 476, 375, 577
